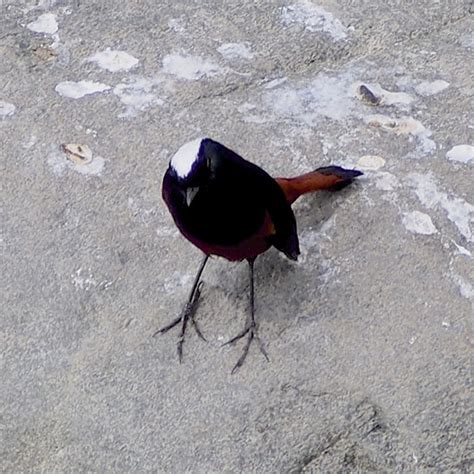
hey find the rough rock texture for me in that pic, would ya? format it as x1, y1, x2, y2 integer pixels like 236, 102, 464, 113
1, 0, 472, 472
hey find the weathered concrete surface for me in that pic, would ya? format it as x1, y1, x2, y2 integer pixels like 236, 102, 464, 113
1, 0, 472, 472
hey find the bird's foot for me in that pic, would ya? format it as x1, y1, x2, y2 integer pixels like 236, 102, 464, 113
223, 321, 269, 374
153, 282, 206, 361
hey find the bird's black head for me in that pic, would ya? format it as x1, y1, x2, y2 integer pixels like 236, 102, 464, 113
168, 137, 216, 207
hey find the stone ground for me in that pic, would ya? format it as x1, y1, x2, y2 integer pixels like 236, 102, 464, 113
1, 0, 473, 472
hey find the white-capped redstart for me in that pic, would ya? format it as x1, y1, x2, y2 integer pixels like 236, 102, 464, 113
155, 138, 362, 373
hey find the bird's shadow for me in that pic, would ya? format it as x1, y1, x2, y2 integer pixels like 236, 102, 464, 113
213, 187, 359, 327
295, 185, 359, 232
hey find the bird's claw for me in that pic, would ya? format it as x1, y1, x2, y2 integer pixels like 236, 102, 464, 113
221, 321, 255, 346
191, 317, 207, 342
152, 315, 181, 337
224, 322, 269, 374
153, 282, 206, 359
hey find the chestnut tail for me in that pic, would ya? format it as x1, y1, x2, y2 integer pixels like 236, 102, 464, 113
276, 166, 363, 204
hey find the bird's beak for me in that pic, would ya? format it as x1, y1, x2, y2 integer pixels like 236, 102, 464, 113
185, 187, 200, 206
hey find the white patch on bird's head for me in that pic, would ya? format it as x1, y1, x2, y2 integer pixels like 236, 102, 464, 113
170, 137, 206, 178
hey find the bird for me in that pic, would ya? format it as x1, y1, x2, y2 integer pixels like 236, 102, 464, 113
155, 137, 362, 373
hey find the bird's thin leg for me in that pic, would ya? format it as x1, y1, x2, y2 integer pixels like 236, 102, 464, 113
153, 254, 209, 361
223, 259, 269, 373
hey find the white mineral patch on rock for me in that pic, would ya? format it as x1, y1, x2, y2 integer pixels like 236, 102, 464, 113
357, 155, 385, 170
217, 43, 253, 59
264, 72, 355, 124
55, 80, 111, 99
113, 77, 163, 117
408, 173, 474, 242
374, 172, 400, 191
298, 217, 337, 274
264, 78, 288, 89
162, 54, 224, 80
241, 69, 360, 125
415, 80, 449, 96
402, 211, 438, 235
49, 146, 105, 176
446, 145, 474, 164
280, 1, 348, 41
26, 12, 60, 50
450, 273, 474, 300
86, 48, 139, 72
27, 13, 58, 34
451, 240, 472, 258
366, 115, 436, 154
0, 100, 16, 118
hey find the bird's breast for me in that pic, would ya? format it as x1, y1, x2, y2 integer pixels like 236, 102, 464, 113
179, 183, 266, 246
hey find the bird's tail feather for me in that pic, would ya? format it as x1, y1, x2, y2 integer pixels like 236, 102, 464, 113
276, 166, 363, 204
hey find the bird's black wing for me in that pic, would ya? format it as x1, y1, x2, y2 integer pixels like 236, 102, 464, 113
205, 139, 300, 260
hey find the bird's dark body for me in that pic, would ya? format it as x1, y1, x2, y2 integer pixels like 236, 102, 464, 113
162, 139, 299, 261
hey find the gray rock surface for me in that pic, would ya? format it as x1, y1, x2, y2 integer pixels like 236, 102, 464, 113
1, 0, 472, 472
